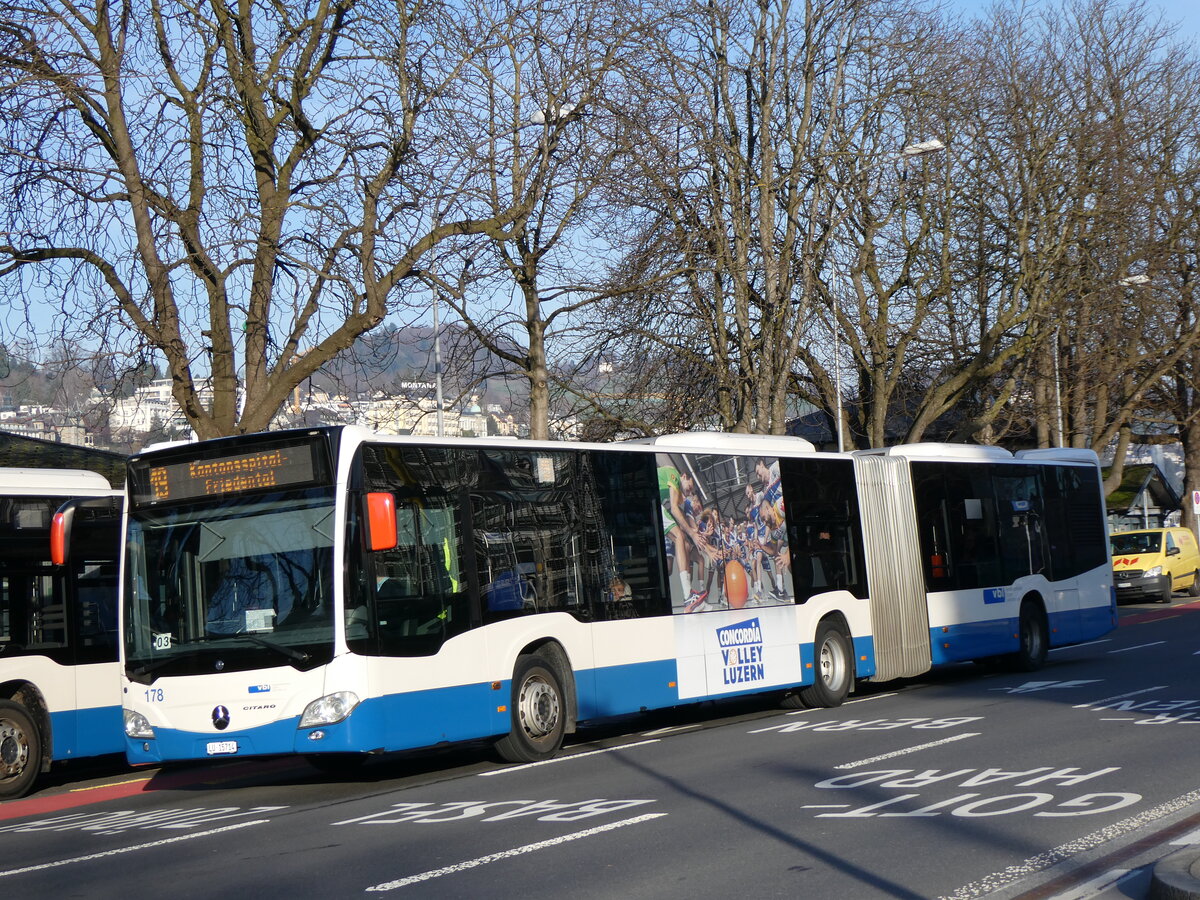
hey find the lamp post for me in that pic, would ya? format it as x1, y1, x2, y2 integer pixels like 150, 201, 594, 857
832, 138, 946, 453
432, 283, 444, 437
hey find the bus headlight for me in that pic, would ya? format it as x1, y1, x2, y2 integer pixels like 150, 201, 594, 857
299, 691, 360, 728
124, 709, 155, 739
1145, 565, 1163, 578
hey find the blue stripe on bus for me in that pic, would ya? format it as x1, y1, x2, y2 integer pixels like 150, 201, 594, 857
582, 659, 680, 719
852, 635, 877, 678
1076, 602, 1118, 640
126, 638, 889, 765
48, 705, 124, 760
929, 603, 1116, 666
928, 617, 1018, 664
126, 682, 502, 764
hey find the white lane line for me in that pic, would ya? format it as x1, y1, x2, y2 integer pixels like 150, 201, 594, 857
937, 787, 1200, 900
1074, 686, 1167, 708
845, 692, 899, 705
364, 812, 668, 891
783, 692, 899, 716
478, 740, 660, 776
1108, 641, 1167, 654
0, 819, 270, 879
1055, 639, 1112, 650
1046, 868, 1131, 900
834, 733, 981, 770
642, 724, 702, 736
1171, 826, 1200, 845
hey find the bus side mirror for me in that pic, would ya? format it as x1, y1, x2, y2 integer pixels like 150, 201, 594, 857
51, 506, 75, 565
51, 495, 123, 565
365, 492, 397, 551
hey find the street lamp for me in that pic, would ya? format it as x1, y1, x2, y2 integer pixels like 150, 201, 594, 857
901, 138, 946, 157
832, 138, 947, 453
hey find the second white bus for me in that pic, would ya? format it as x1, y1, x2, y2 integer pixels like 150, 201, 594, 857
1, 469, 123, 799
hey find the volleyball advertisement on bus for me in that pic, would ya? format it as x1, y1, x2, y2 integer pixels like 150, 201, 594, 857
656, 452, 796, 614
658, 451, 804, 699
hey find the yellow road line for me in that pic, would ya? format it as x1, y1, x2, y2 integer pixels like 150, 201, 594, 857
70, 776, 153, 793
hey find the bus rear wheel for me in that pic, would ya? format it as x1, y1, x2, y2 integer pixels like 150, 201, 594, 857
495, 654, 566, 764
794, 620, 852, 709
1009, 602, 1048, 672
0, 700, 41, 801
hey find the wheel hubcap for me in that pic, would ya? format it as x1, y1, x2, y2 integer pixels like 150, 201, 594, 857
517, 675, 560, 739
0, 720, 29, 778
819, 637, 847, 689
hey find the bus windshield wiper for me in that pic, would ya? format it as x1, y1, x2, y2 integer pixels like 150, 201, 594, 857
239, 632, 310, 663
129, 649, 205, 680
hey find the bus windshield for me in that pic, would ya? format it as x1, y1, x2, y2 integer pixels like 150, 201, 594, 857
124, 488, 336, 681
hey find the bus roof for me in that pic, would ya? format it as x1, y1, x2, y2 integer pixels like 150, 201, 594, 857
1015, 447, 1101, 465
623, 432, 818, 454
0, 467, 116, 496
855, 443, 1099, 467
856, 443, 1013, 461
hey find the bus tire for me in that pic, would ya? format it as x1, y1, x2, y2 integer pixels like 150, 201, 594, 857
780, 690, 805, 709
1010, 601, 1048, 672
1190, 571, 1200, 598
495, 654, 566, 764
0, 700, 42, 801
797, 620, 852, 709
1160, 575, 1173, 603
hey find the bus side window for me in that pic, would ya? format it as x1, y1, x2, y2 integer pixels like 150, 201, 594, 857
74, 560, 119, 660
371, 498, 468, 657
912, 467, 952, 587
778, 457, 866, 602
590, 451, 670, 620
26, 569, 68, 649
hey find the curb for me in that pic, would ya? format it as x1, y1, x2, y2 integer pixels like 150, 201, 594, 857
1151, 848, 1200, 900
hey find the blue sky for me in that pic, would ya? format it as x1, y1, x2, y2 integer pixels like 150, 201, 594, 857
947, 0, 1200, 38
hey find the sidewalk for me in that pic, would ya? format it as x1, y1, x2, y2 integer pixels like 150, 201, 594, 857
1146, 846, 1200, 899
1074, 841, 1200, 899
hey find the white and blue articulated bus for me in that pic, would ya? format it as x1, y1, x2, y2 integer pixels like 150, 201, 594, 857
0, 468, 123, 800
119, 428, 1115, 768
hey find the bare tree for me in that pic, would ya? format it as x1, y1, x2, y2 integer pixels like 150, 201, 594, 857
0, 0, 543, 438
603, 0, 900, 435
418, 0, 645, 440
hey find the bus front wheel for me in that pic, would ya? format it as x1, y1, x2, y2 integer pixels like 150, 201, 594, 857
795, 620, 852, 709
0, 700, 41, 801
495, 654, 566, 764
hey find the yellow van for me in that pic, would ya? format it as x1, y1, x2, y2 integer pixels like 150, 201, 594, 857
1111, 527, 1200, 603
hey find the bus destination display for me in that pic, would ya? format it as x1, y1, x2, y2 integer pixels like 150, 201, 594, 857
135, 443, 320, 504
